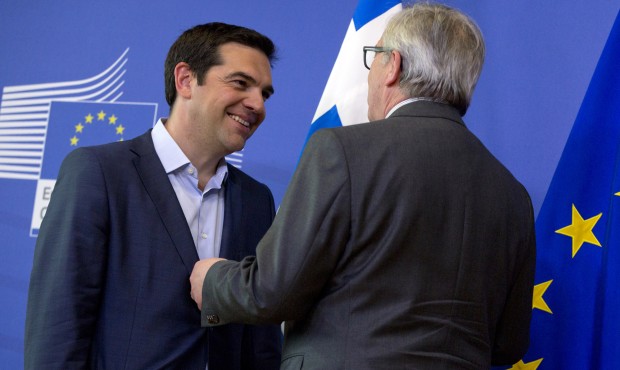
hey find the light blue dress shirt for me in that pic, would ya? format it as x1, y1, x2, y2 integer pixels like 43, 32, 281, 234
151, 119, 227, 259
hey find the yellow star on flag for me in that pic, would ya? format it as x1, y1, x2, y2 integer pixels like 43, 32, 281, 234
70, 136, 79, 146
115, 124, 125, 135
85, 113, 94, 124
532, 280, 553, 313
615, 191, 620, 196
509, 358, 543, 369
75, 123, 84, 133
555, 204, 602, 258
108, 114, 118, 125
97, 110, 106, 121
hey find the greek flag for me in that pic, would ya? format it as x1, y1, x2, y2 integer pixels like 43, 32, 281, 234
305, 0, 401, 145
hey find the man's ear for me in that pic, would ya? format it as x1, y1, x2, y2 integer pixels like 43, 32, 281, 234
174, 62, 193, 99
385, 50, 402, 86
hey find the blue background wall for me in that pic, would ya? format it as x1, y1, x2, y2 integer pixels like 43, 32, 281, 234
1, 1, 619, 367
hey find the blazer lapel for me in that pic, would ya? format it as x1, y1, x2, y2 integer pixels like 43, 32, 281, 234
130, 131, 198, 273
219, 165, 245, 261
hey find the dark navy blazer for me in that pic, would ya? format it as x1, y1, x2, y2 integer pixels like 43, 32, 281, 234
25, 130, 282, 369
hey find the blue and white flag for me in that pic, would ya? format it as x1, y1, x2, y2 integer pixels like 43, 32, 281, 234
305, 0, 401, 144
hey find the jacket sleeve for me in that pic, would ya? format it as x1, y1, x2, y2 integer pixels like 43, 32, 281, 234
202, 128, 351, 325
491, 196, 537, 365
24, 148, 109, 369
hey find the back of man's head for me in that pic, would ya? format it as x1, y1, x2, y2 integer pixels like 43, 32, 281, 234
164, 22, 277, 109
383, 3, 485, 116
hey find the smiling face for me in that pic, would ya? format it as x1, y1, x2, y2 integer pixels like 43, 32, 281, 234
188, 42, 274, 157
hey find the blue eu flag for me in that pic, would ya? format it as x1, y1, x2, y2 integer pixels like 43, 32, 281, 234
40, 101, 156, 179
521, 10, 620, 370
30, 101, 156, 237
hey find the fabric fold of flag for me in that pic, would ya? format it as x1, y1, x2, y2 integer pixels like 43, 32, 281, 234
304, 0, 402, 148
524, 9, 620, 370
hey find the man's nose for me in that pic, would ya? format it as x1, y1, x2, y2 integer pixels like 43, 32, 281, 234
244, 89, 265, 114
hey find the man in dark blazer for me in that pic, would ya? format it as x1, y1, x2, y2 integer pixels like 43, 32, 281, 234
191, 4, 536, 370
25, 23, 282, 369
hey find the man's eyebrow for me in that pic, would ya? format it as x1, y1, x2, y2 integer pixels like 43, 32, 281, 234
225, 71, 275, 96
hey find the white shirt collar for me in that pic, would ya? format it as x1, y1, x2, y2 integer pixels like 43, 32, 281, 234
151, 118, 190, 174
152, 118, 229, 187
386, 97, 447, 118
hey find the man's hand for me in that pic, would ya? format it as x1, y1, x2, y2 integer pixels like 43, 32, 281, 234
190, 258, 225, 310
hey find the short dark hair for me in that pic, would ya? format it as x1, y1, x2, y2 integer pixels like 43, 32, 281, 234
164, 22, 277, 108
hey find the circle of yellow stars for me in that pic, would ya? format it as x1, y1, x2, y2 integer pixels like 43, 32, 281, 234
70, 109, 126, 146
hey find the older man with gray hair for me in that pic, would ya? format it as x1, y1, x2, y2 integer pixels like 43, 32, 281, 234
191, 3, 536, 369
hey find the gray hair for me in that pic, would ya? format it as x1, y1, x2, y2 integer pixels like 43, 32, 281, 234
382, 2, 485, 115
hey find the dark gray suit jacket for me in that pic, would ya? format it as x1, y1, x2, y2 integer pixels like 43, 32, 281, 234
25, 130, 282, 369
202, 102, 536, 369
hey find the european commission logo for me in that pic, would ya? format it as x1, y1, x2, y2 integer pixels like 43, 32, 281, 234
32, 101, 157, 236
0, 49, 158, 236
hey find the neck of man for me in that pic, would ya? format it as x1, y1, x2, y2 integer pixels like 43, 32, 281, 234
163, 115, 224, 190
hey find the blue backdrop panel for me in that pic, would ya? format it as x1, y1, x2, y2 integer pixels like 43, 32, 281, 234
1, 1, 619, 368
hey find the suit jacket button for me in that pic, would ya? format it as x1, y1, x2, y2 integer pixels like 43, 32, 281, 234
207, 314, 220, 324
